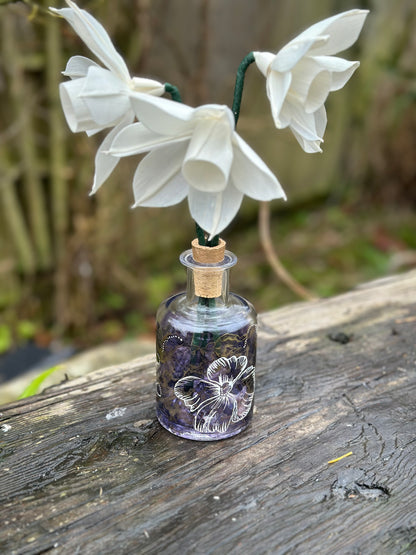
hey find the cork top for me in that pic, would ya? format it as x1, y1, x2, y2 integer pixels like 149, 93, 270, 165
191, 238, 226, 265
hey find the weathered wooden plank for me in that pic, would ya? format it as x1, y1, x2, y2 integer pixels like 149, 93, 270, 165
0, 271, 415, 554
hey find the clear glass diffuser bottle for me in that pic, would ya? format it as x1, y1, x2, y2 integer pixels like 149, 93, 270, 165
155, 239, 257, 441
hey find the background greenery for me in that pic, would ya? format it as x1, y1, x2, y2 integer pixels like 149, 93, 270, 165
0, 0, 415, 357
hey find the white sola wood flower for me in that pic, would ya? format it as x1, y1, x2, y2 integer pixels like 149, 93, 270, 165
108, 93, 286, 238
254, 9, 369, 153
50, 0, 164, 192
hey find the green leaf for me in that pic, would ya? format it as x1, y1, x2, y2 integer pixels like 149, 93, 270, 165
18, 365, 62, 399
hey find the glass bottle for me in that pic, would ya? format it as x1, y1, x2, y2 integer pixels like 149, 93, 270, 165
155, 239, 257, 441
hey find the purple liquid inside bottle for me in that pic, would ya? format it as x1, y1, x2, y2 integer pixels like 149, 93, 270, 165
156, 244, 257, 441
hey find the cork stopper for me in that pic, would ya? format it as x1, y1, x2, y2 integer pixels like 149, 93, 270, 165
191, 238, 226, 298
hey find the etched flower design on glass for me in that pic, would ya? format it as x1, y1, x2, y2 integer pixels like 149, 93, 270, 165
174, 355, 255, 434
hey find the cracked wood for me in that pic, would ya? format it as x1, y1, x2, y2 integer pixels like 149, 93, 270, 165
0, 270, 415, 554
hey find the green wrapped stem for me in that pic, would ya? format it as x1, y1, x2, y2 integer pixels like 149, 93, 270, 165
232, 52, 255, 125
165, 83, 183, 103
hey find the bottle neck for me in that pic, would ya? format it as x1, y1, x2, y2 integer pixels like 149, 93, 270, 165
179, 242, 237, 306
186, 267, 230, 305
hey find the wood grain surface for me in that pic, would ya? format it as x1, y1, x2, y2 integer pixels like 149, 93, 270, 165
1, 270, 415, 554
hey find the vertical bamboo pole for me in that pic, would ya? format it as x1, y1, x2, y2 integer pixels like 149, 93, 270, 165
46, 6, 69, 329
0, 149, 36, 274
46, 7, 67, 258
1, 13, 52, 270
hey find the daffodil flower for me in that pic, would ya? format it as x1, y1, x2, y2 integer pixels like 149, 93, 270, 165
50, 0, 164, 192
108, 93, 286, 238
254, 9, 369, 153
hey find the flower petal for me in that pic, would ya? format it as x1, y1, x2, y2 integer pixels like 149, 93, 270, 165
182, 112, 234, 193
174, 376, 219, 412
231, 389, 254, 422
304, 70, 331, 113
130, 76, 165, 96
289, 103, 327, 153
313, 56, 360, 91
266, 70, 292, 128
273, 35, 328, 73
301, 9, 369, 56
132, 142, 189, 207
51, 0, 130, 82
290, 56, 331, 112
231, 133, 286, 201
290, 127, 323, 153
188, 182, 243, 239
194, 396, 233, 434
90, 113, 134, 194
80, 66, 130, 126
63, 55, 99, 78
109, 122, 190, 157
253, 51, 275, 78
59, 79, 101, 132
207, 355, 246, 382
281, 97, 322, 141
314, 104, 327, 139
130, 92, 194, 136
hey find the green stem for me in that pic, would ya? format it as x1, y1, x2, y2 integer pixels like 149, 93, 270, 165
232, 51, 255, 126
207, 235, 219, 247
164, 83, 183, 103
195, 222, 206, 246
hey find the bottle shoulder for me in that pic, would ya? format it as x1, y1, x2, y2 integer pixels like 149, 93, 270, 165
156, 292, 256, 334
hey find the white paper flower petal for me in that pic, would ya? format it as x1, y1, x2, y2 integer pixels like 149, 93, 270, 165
182, 115, 233, 193
63, 55, 100, 79
290, 56, 331, 112
51, 1, 130, 82
132, 142, 189, 207
129, 93, 194, 136
188, 182, 244, 239
282, 98, 322, 142
109, 122, 190, 157
130, 76, 165, 96
314, 105, 327, 139
231, 134, 286, 201
91, 113, 134, 194
86, 126, 108, 137
135, 171, 188, 207
305, 9, 369, 56
256, 9, 368, 152
314, 56, 360, 91
304, 70, 331, 113
59, 79, 99, 132
273, 35, 328, 73
290, 128, 322, 153
80, 66, 130, 126
266, 71, 292, 128
253, 51, 275, 78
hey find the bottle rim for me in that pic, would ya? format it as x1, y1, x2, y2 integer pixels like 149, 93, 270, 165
180, 249, 237, 271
